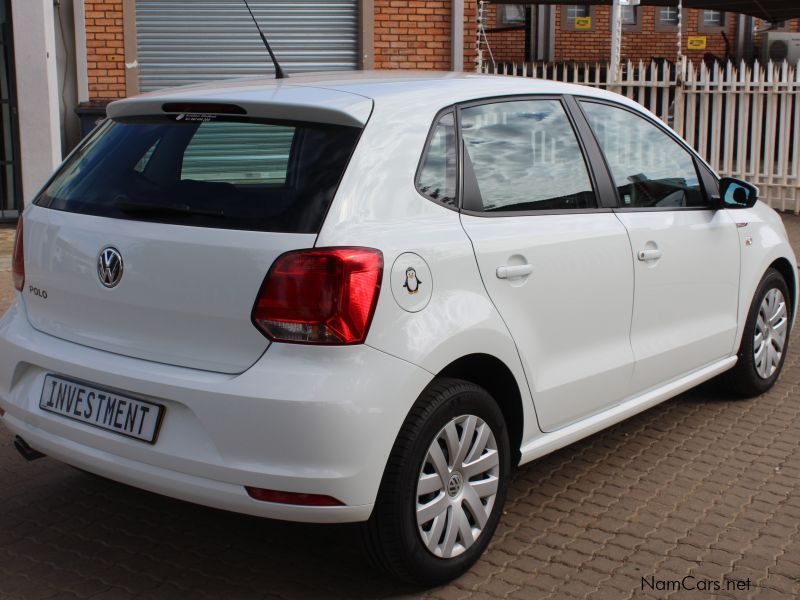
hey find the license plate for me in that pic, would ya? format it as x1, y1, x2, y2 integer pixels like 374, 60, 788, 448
39, 375, 165, 444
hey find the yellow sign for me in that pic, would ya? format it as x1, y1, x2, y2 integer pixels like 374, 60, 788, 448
575, 16, 592, 30
687, 36, 708, 51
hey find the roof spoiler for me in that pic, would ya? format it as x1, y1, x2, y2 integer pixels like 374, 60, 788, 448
107, 88, 374, 129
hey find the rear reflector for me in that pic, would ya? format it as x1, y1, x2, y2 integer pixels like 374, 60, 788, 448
11, 217, 23, 292
245, 487, 344, 507
252, 247, 383, 345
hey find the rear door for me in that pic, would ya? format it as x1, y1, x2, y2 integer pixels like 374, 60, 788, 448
578, 100, 740, 395
458, 97, 635, 433
23, 112, 362, 374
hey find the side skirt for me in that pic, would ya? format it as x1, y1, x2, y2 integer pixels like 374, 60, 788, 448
518, 356, 737, 466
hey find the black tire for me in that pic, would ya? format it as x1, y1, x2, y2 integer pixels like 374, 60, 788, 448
361, 378, 511, 585
722, 268, 792, 397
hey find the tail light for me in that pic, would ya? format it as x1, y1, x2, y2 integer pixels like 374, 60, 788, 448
252, 247, 383, 345
11, 217, 24, 292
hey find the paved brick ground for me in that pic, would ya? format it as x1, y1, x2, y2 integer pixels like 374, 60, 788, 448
1, 218, 800, 599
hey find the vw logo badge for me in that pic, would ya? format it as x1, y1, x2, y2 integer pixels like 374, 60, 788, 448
98, 247, 124, 288
447, 472, 463, 498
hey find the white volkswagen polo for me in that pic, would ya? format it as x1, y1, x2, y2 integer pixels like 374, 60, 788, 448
0, 72, 795, 583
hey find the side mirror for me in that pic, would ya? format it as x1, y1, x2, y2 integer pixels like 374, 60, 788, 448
719, 177, 758, 209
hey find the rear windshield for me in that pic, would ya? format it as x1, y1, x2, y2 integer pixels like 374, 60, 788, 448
35, 116, 362, 233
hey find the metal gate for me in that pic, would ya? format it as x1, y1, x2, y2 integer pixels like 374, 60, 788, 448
136, 0, 359, 93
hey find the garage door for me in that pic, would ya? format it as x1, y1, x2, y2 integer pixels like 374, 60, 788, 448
136, 0, 359, 92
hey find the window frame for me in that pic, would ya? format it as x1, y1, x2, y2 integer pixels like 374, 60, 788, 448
495, 4, 527, 29
655, 7, 681, 32
453, 94, 610, 218
573, 97, 716, 212
622, 5, 642, 33
698, 10, 727, 33
414, 107, 460, 212
561, 5, 597, 33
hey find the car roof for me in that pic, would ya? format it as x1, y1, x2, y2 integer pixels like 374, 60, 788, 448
107, 71, 642, 128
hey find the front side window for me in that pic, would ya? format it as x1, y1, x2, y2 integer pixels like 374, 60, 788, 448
35, 116, 361, 233
460, 99, 596, 212
416, 112, 457, 208
581, 102, 706, 209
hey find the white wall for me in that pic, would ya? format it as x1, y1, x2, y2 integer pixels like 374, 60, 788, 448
54, 0, 82, 153
11, 0, 62, 206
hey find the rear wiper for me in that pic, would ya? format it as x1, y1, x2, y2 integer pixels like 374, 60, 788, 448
116, 200, 224, 218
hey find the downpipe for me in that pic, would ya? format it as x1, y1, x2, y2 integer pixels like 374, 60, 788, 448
13, 436, 46, 461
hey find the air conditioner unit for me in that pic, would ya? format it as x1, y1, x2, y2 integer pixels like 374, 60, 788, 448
762, 32, 800, 64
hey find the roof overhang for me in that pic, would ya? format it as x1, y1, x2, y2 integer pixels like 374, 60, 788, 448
489, 1, 800, 23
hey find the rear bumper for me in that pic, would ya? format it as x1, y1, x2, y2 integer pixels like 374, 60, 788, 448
0, 301, 431, 523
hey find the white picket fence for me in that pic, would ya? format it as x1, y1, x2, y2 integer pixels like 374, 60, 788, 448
484, 59, 800, 213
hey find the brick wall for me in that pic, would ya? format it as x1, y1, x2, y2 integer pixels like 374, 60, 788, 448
480, 7, 800, 65
81, 1, 800, 99
482, 5, 526, 63
85, 0, 126, 102
554, 7, 737, 63
374, 0, 477, 70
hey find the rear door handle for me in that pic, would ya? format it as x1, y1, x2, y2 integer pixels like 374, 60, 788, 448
496, 264, 533, 279
637, 249, 662, 262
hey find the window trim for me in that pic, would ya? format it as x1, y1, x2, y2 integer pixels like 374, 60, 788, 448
622, 5, 642, 33
655, 7, 681, 32
414, 106, 460, 213
561, 5, 597, 32
698, 10, 727, 33
453, 94, 605, 218
573, 97, 715, 212
495, 4, 527, 30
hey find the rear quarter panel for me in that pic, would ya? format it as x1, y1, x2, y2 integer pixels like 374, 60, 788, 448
316, 91, 542, 448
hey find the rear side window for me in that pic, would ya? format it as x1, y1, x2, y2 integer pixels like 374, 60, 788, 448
416, 112, 457, 208
580, 102, 707, 208
35, 116, 362, 233
460, 99, 597, 212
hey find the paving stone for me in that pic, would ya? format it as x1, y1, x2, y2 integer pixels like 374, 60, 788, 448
1, 215, 800, 597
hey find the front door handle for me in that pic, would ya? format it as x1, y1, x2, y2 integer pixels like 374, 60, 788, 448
637, 248, 662, 262
496, 264, 533, 279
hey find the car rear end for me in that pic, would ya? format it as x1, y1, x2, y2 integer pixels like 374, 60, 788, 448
0, 84, 430, 522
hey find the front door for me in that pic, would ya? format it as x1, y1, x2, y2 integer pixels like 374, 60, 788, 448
579, 100, 740, 395
458, 97, 635, 433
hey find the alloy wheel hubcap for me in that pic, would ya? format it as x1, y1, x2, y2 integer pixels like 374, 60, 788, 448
416, 414, 500, 559
754, 288, 788, 379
